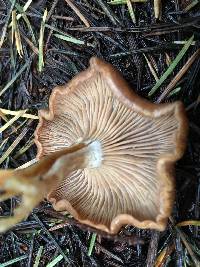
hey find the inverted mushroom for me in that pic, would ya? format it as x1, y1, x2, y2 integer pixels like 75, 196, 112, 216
33, 57, 188, 234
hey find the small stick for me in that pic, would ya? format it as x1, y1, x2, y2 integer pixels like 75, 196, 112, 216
157, 49, 200, 103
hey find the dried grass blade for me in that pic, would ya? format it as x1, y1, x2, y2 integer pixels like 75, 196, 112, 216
0, 111, 8, 122
154, 246, 168, 267
143, 54, 159, 81
0, 108, 38, 119
177, 220, 200, 227
0, 110, 27, 134
148, 35, 194, 97
154, 0, 161, 19
0, 125, 29, 165
9, 0, 33, 27
13, 2, 36, 44
12, 10, 23, 57
154, 244, 175, 267
17, 158, 38, 169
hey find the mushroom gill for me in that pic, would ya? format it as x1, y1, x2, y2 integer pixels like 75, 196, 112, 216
34, 57, 188, 234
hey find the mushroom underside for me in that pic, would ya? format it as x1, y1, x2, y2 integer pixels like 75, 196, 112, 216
37, 73, 178, 229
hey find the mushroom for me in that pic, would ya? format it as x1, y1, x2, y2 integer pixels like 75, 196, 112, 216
0, 57, 188, 234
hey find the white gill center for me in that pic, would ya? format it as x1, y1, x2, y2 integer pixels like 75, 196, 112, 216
86, 140, 102, 168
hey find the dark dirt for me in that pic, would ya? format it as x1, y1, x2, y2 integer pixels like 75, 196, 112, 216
0, 0, 200, 266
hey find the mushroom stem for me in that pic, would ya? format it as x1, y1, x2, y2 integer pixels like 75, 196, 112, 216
0, 141, 102, 233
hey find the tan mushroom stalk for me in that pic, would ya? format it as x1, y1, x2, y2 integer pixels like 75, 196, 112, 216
0, 57, 187, 234
0, 143, 101, 233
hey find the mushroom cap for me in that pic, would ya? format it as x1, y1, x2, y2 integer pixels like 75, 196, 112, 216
34, 57, 188, 234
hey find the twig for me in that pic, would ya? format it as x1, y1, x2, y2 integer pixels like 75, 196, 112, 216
146, 230, 160, 267
64, 0, 90, 27
157, 48, 200, 103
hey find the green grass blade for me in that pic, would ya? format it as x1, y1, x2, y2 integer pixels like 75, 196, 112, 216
33, 246, 43, 267
0, 59, 30, 97
87, 233, 97, 256
0, 255, 27, 267
127, 0, 136, 23
46, 255, 64, 267
54, 33, 84, 45
168, 87, 181, 97
108, 0, 146, 4
38, 9, 47, 72
148, 35, 194, 96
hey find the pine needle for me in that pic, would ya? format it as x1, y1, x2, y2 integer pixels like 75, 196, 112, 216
38, 9, 48, 72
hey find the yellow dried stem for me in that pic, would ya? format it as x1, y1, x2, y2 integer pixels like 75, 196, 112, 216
154, 0, 161, 19
0, 142, 95, 233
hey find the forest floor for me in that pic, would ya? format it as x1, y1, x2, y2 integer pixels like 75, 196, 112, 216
0, 0, 200, 266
